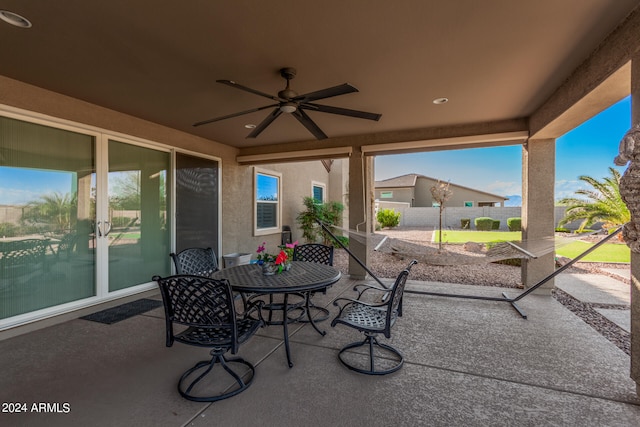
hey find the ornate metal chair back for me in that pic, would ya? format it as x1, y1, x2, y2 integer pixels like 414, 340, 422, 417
171, 247, 218, 276
293, 243, 334, 265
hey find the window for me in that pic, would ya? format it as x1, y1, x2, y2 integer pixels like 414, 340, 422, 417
380, 191, 393, 198
254, 168, 281, 235
312, 182, 326, 203
464, 201, 473, 207
432, 202, 440, 207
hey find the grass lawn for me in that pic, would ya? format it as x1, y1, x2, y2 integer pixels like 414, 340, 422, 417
433, 230, 629, 263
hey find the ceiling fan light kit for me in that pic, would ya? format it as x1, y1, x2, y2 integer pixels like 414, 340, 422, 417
193, 67, 381, 140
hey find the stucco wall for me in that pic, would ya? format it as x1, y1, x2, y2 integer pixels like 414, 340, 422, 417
376, 203, 570, 230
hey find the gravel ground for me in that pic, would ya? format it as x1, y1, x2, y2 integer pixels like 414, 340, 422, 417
331, 227, 630, 354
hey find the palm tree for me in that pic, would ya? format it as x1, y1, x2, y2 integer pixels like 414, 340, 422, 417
558, 167, 629, 232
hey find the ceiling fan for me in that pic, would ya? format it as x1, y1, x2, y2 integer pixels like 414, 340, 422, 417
193, 67, 382, 140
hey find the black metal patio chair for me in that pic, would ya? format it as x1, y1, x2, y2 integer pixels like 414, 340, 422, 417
331, 260, 417, 375
292, 243, 334, 324
154, 274, 263, 402
170, 247, 218, 276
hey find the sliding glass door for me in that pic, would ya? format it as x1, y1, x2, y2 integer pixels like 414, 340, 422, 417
0, 117, 96, 319
107, 139, 170, 292
1, 113, 219, 327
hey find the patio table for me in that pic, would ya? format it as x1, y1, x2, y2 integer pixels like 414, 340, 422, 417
211, 261, 341, 367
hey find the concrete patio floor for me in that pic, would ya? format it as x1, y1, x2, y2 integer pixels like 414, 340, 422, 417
1, 273, 639, 427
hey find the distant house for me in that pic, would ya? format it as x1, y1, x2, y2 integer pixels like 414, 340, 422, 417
375, 173, 507, 207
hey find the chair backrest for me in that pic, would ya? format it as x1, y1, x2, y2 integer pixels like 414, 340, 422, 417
154, 275, 238, 350
383, 260, 417, 337
293, 243, 334, 266
170, 247, 218, 276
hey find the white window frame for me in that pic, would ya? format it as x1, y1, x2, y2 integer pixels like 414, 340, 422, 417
254, 167, 282, 236
311, 181, 326, 203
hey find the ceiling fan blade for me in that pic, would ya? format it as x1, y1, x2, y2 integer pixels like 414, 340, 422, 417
217, 80, 280, 101
193, 104, 278, 127
301, 103, 382, 121
247, 108, 283, 138
292, 109, 328, 140
293, 83, 358, 103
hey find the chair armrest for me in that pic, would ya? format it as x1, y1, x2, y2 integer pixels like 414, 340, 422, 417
353, 283, 392, 301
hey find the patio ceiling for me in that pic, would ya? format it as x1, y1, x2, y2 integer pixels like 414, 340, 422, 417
0, 1, 638, 150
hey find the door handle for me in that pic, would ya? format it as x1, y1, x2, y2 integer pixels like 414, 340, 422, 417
96, 221, 102, 237
103, 221, 112, 237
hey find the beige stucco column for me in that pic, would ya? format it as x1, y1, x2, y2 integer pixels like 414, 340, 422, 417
347, 147, 370, 279
620, 53, 640, 395
521, 138, 556, 293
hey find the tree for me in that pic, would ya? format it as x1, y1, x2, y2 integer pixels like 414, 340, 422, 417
430, 180, 452, 251
23, 192, 77, 233
558, 167, 630, 232
296, 197, 344, 245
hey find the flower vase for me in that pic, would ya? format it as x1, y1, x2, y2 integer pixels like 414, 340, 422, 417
284, 261, 292, 271
261, 261, 278, 276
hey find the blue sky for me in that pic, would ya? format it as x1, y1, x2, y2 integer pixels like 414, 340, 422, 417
375, 96, 632, 205
0, 167, 73, 205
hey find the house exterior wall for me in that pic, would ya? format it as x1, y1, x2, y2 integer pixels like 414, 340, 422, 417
375, 175, 505, 208
375, 187, 415, 205
414, 177, 431, 206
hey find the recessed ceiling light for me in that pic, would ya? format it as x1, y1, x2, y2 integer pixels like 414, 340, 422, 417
244, 124, 256, 129
432, 97, 449, 105
0, 10, 32, 28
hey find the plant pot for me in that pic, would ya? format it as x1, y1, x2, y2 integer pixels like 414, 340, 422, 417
261, 262, 278, 276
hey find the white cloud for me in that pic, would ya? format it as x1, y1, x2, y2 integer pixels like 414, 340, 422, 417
486, 180, 521, 196
0, 187, 41, 205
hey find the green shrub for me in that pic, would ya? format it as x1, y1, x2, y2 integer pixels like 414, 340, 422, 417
333, 236, 349, 248
474, 217, 494, 231
460, 218, 471, 229
507, 217, 521, 231
376, 208, 401, 228
0, 222, 19, 238
491, 220, 500, 230
555, 227, 570, 233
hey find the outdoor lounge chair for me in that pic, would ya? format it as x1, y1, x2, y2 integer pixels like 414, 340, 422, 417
154, 274, 263, 402
331, 260, 417, 375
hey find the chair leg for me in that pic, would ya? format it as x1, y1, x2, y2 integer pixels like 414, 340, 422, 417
337, 334, 404, 375
296, 291, 330, 324
178, 352, 256, 402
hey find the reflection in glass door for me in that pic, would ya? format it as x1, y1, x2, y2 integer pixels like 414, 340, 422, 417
107, 140, 170, 291
0, 117, 96, 319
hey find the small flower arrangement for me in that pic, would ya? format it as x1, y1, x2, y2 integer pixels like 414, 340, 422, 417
281, 240, 298, 260
256, 241, 297, 274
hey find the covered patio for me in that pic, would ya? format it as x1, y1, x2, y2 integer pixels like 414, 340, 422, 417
2, 1, 640, 418
2, 274, 638, 426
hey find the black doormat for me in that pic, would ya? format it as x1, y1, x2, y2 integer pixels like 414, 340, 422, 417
81, 299, 163, 324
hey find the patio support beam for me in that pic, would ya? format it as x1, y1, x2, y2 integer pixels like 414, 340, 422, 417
521, 138, 556, 293
630, 51, 640, 395
530, 5, 640, 139
347, 146, 370, 279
